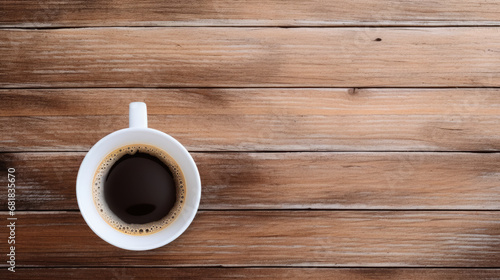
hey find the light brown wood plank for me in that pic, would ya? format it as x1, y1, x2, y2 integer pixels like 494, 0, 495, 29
2, 115, 499, 152
1, 152, 500, 210
11, 268, 500, 279
2, 88, 500, 151
2, 88, 500, 117
2, 211, 500, 267
1, 0, 500, 27
1, 28, 500, 88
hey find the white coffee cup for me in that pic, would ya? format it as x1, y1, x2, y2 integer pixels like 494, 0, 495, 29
76, 102, 201, 250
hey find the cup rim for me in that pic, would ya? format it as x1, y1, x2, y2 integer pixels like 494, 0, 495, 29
76, 127, 201, 250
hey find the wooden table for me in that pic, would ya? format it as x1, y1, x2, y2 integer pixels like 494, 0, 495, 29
2, 1, 500, 279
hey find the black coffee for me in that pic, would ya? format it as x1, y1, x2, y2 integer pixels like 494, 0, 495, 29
104, 152, 176, 224
92, 145, 185, 235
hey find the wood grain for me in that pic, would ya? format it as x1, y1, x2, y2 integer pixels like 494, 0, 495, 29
3, 88, 500, 117
1, 152, 500, 210
10, 268, 500, 279
2, 88, 500, 151
2, 28, 500, 88
2, 0, 499, 276
1, 0, 500, 27
9, 114, 500, 152
2, 211, 500, 267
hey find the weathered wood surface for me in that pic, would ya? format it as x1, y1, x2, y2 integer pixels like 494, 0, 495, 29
1, 152, 500, 210
3, 88, 500, 117
1, 0, 500, 27
10, 268, 500, 279
3, 0, 500, 277
5, 114, 499, 152
2, 211, 500, 267
2, 28, 500, 88
2, 88, 500, 152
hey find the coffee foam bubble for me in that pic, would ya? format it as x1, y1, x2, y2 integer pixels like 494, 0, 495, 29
92, 144, 186, 235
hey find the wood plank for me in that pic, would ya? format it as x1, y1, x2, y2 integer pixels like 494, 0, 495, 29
1, 0, 500, 27
2, 88, 500, 117
2, 88, 500, 151
1, 152, 500, 210
1, 28, 500, 88
2, 211, 500, 267
11, 268, 500, 279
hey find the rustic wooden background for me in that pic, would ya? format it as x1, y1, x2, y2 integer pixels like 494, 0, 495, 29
1, 1, 500, 279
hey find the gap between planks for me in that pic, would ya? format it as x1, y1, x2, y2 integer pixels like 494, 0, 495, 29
6, 25, 500, 30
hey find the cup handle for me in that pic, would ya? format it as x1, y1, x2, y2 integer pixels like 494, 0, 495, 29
129, 102, 148, 128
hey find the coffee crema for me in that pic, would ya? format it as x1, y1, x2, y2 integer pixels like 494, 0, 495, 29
92, 144, 185, 235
